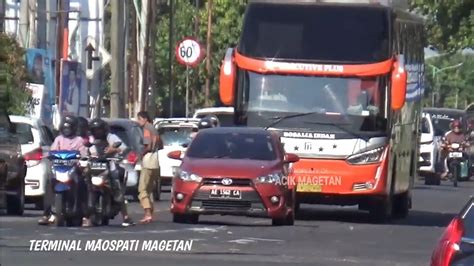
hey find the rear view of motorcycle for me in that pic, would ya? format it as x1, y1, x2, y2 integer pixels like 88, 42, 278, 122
447, 142, 470, 187
85, 141, 124, 226
49, 150, 86, 226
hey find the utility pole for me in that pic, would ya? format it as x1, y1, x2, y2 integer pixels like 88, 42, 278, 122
147, 1, 158, 117
137, 0, 149, 113
55, 0, 66, 105
110, 0, 126, 118
192, 0, 200, 114
204, 0, 213, 106
27, 0, 36, 48
37, 0, 47, 49
128, 0, 138, 118
168, 0, 174, 117
18, 0, 29, 47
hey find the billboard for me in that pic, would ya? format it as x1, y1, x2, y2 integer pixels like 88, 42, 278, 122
25, 48, 55, 102
59, 60, 83, 116
25, 83, 45, 119
25, 49, 54, 126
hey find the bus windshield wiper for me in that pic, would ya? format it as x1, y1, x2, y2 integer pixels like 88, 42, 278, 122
264, 109, 325, 130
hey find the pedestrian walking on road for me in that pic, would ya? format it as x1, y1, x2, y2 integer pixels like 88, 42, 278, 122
137, 111, 162, 224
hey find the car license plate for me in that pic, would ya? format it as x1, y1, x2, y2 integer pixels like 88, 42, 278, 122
209, 189, 241, 199
297, 183, 322, 192
91, 162, 107, 170
449, 152, 463, 158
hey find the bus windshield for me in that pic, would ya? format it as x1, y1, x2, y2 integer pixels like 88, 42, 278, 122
237, 71, 389, 133
239, 3, 390, 63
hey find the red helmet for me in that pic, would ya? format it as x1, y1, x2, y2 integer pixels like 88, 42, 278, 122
452, 119, 462, 128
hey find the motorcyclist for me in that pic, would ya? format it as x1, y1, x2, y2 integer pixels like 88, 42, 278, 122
190, 115, 219, 139
199, 115, 220, 129
440, 119, 470, 178
82, 118, 134, 227
38, 115, 87, 225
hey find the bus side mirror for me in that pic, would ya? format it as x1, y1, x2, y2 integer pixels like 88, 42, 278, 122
391, 57, 407, 111
219, 48, 236, 106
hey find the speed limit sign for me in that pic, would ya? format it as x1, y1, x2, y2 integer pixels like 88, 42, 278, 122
175, 37, 205, 68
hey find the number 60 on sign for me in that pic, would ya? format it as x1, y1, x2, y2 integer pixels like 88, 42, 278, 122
175, 38, 205, 68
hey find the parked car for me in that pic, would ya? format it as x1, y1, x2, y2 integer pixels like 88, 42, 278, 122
155, 118, 199, 200
0, 111, 26, 215
419, 112, 442, 185
192, 107, 235, 126
102, 119, 143, 200
9, 115, 54, 209
431, 196, 474, 266
168, 127, 299, 225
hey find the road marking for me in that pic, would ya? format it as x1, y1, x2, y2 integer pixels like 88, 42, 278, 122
228, 239, 256, 244
188, 238, 206, 242
188, 226, 227, 233
246, 237, 284, 242
69, 226, 228, 236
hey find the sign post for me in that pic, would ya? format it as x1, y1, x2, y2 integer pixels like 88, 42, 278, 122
175, 37, 205, 117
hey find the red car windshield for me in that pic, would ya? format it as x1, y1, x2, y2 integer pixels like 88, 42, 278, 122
187, 132, 277, 161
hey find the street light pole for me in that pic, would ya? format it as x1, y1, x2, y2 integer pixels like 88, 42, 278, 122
426, 62, 464, 107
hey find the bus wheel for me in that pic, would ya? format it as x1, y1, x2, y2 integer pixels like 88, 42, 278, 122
392, 192, 410, 219
369, 197, 392, 223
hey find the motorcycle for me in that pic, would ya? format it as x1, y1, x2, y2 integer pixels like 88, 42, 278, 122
446, 142, 470, 187
84, 140, 124, 226
49, 150, 86, 226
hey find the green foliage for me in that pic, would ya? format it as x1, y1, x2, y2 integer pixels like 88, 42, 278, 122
424, 53, 474, 109
154, 0, 247, 116
0, 33, 31, 115
410, 0, 474, 52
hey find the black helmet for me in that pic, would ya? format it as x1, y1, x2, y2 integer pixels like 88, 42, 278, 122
77, 117, 89, 137
198, 115, 219, 130
59, 115, 78, 138
89, 118, 109, 140
207, 114, 220, 127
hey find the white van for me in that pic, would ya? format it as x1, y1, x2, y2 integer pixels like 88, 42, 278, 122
192, 107, 235, 126
418, 112, 441, 185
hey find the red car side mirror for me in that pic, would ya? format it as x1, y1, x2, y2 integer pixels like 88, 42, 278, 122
285, 153, 299, 163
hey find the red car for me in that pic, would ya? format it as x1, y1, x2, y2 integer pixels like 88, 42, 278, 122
431, 196, 474, 266
167, 127, 299, 226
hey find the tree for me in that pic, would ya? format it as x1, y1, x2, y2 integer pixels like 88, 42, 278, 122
154, 0, 247, 117
410, 0, 474, 52
0, 33, 31, 115
424, 53, 474, 109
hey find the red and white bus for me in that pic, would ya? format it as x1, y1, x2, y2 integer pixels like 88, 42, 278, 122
219, 0, 425, 222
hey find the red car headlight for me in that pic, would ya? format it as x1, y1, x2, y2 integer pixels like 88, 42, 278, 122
177, 170, 202, 182
256, 172, 284, 185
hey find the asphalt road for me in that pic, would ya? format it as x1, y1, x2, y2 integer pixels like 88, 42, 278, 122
1, 179, 473, 266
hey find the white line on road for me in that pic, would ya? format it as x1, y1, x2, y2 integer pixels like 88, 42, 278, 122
228, 239, 256, 244
246, 237, 284, 242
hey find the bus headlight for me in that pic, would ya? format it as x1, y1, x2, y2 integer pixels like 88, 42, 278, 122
346, 147, 385, 165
